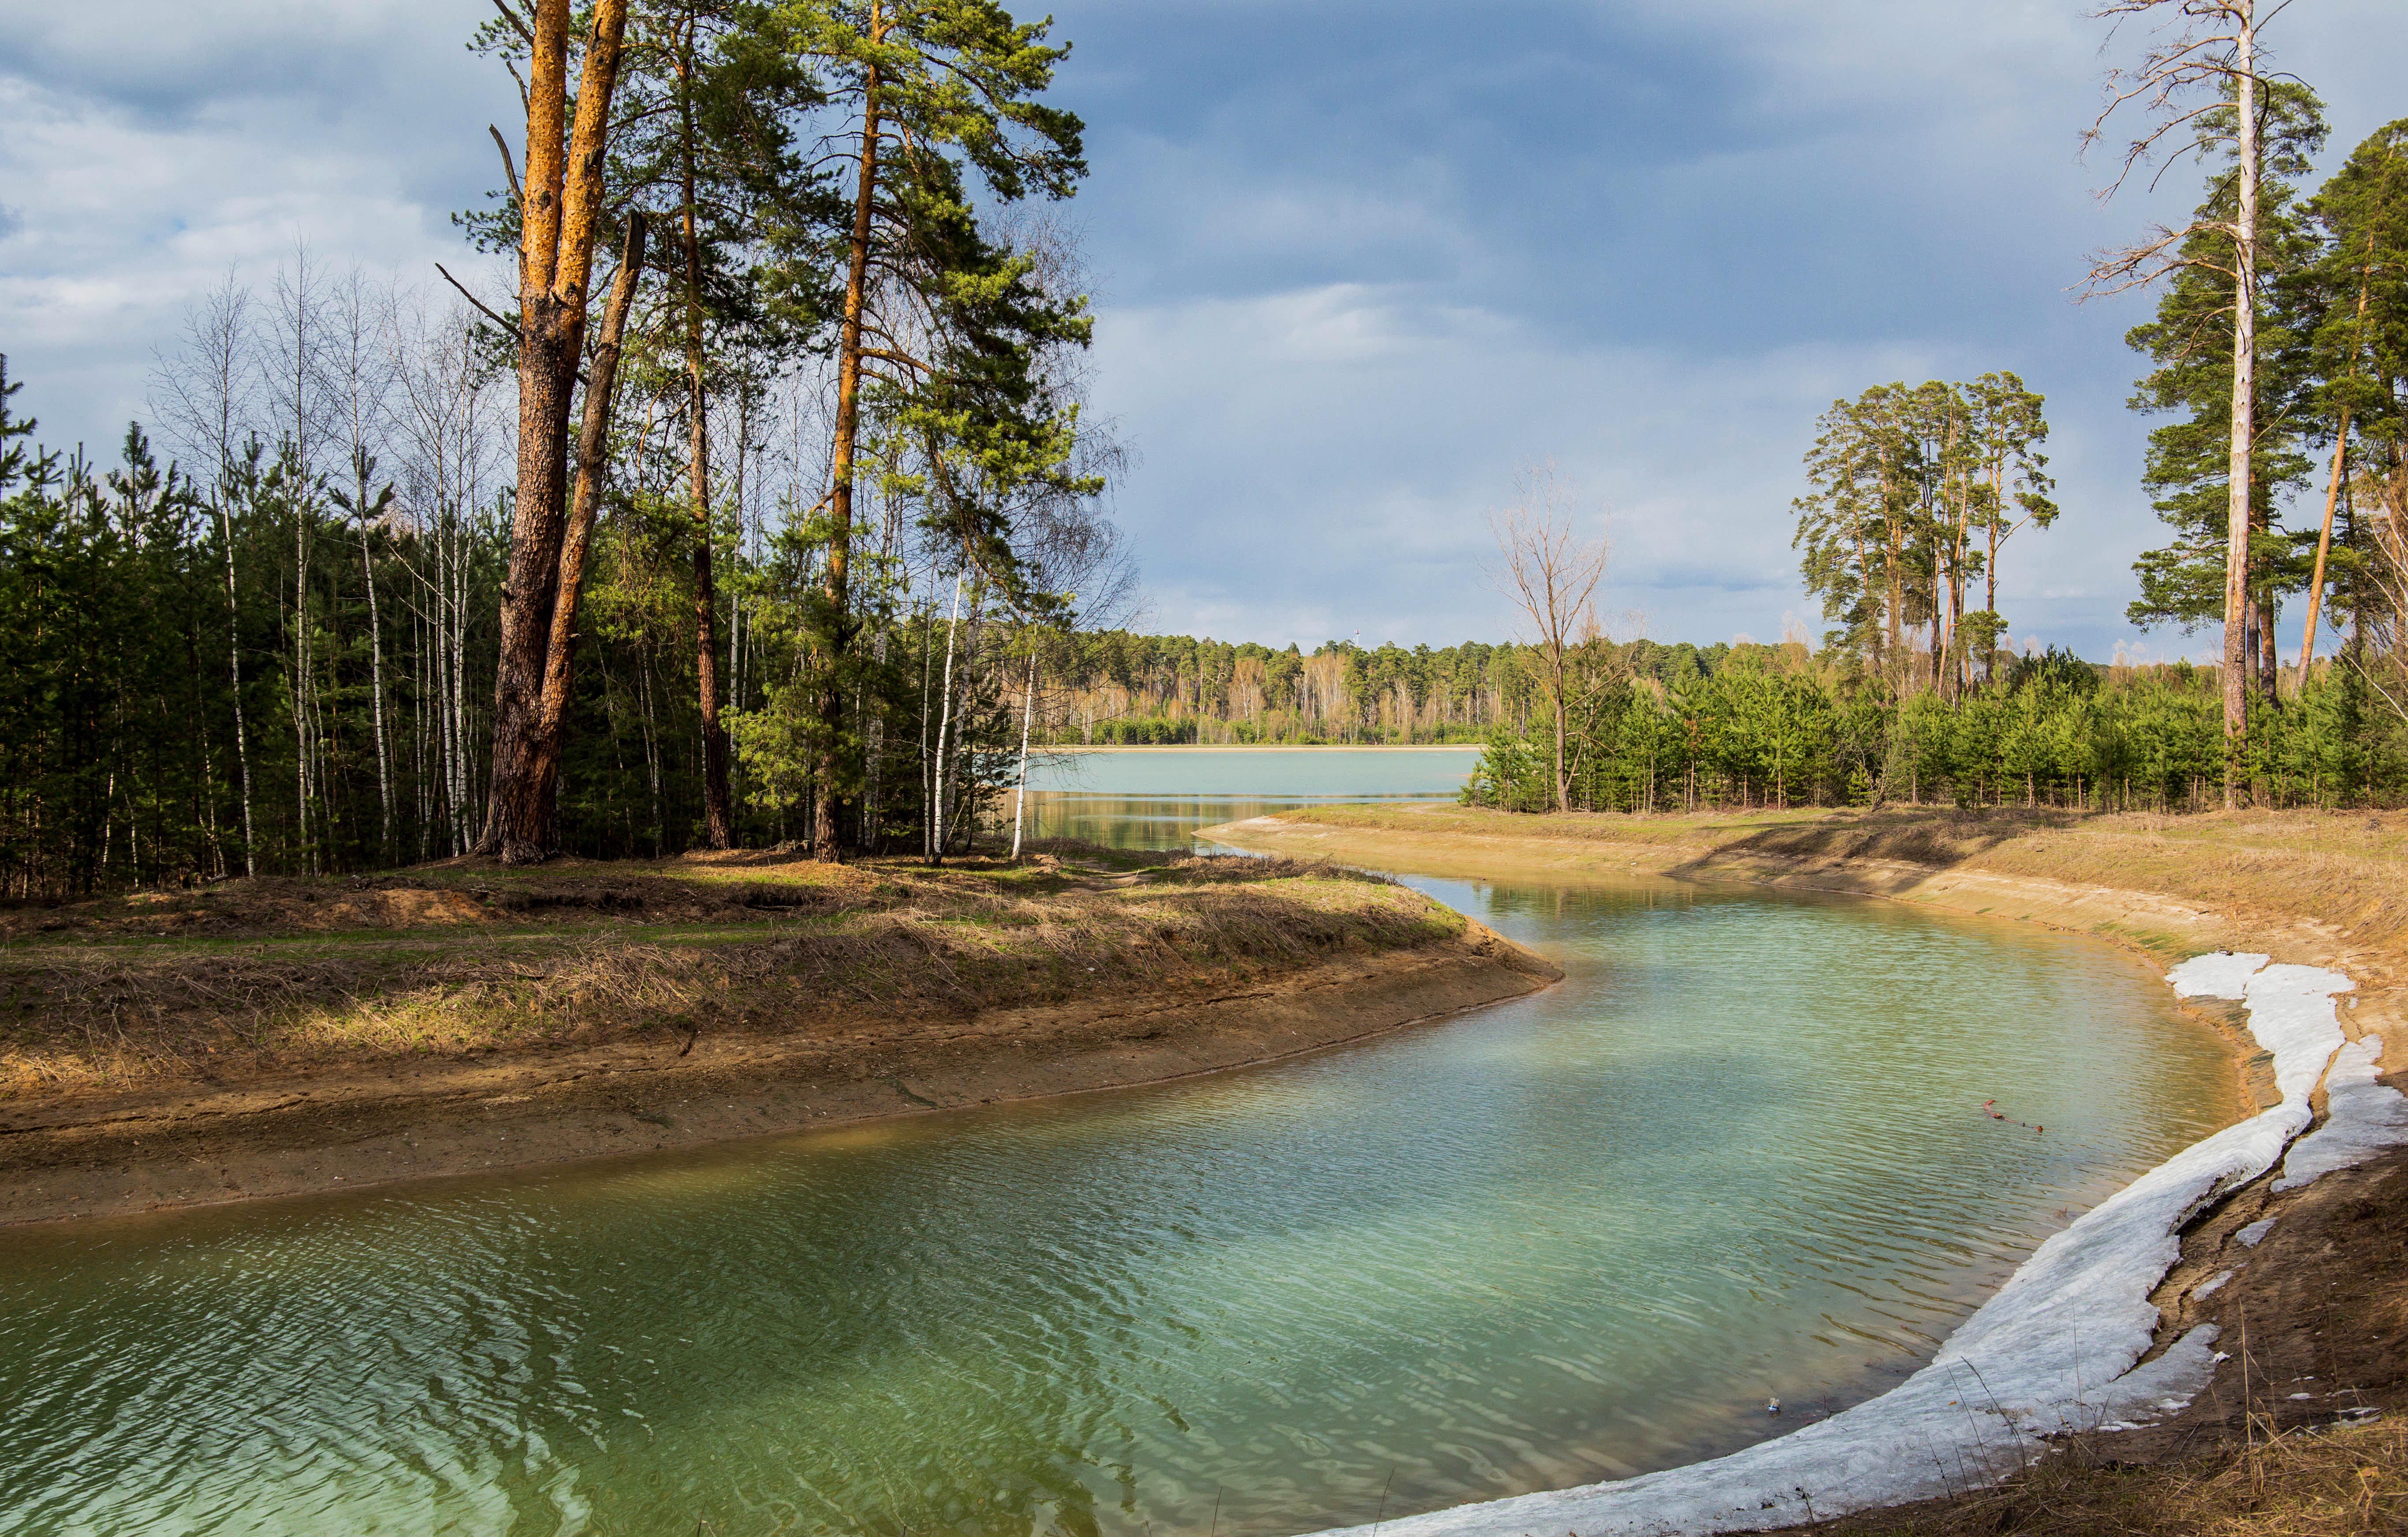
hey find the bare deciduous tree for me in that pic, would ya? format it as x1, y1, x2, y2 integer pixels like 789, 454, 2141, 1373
150, 272, 260, 876
2365, 469, 2408, 725
1487, 463, 1609, 814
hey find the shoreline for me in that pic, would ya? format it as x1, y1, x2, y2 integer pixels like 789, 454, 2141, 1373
1200, 806, 2408, 1534
0, 919, 1561, 1227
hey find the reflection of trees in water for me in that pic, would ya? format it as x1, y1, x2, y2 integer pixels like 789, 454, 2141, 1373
1469, 880, 1706, 928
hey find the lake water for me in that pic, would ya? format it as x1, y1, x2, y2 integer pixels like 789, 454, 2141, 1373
1015, 747, 1480, 850
0, 752, 2236, 1537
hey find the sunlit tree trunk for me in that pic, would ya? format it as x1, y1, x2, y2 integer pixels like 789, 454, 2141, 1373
531, 215, 648, 833
480, 0, 630, 862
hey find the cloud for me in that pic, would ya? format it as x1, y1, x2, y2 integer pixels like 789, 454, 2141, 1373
1093, 282, 1956, 648
0, 0, 2401, 665
0, 1, 511, 442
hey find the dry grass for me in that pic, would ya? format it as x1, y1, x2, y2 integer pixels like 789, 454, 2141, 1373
0, 846, 1458, 1097
1804, 1417, 2407, 1535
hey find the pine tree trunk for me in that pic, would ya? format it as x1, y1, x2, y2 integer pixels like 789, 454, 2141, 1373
478, 0, 630, 862
2221, 4, 2259, 806
2299, 407, 2352, 696
678, 38, 733, 851
530, 214, 647, 839
815, 10, 884, 863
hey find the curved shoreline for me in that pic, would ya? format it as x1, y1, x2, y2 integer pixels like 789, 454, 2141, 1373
1202, 810, 2407, 1534
0, 924, 1561, 1228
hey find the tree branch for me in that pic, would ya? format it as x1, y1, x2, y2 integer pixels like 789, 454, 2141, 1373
436, 263, 521, 341
491, 0, 534, 47
488, 125, 524, 205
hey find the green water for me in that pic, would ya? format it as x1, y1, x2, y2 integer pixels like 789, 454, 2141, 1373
0, 765, 2235, 1537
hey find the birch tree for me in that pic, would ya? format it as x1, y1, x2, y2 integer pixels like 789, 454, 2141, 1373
1487, 465, 1609, 814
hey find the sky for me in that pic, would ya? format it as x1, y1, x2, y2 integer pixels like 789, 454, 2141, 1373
3, 0, 2405, 657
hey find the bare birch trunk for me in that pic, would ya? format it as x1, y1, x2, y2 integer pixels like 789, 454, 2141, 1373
215, 488, 256, 876
1010, 640, 1037, 860
930, 571, 964, 865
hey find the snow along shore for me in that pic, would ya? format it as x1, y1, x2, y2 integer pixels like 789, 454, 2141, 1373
1302, 952, 2401, 1537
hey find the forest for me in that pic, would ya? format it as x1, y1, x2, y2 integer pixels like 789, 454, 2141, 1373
0, 0, 1141, 896
4, 6, 2408, 898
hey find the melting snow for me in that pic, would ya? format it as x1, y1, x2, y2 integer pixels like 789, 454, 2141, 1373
2277, 1036, 2408, 1191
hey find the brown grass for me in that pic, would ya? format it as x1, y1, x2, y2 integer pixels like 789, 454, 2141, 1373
0, 846, 1458, 1097
1801, 1418, 2407, 1535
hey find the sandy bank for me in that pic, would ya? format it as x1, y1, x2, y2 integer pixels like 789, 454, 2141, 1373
0, 925, 1558, 1227
0, 845, 1561, 1226
1200, 804, 2404, 1065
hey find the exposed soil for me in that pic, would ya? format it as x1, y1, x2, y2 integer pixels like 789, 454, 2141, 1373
1793, 1147, 2408, 1536
1208, 804, 2408, 1533
0, 842, 1561, 1225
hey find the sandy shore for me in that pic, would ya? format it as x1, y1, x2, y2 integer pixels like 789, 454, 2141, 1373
0, 919, 1559, 1227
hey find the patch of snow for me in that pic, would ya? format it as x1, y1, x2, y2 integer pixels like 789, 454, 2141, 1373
2275, 1034, 2408, 1191
2192, 1270, 2234, 1298
1297, 955, 2352, 1537
2166, 952, 2269, 1000
2236, 1220, 2276, 1248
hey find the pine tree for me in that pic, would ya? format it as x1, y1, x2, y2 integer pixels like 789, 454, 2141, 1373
2122, 80, 2326, 716
774, 0, 1086, 859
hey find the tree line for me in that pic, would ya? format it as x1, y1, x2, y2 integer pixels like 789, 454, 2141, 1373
1461, 639, 2397, 817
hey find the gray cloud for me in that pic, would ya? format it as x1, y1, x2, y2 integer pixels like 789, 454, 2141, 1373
1, 0, 2401, 657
